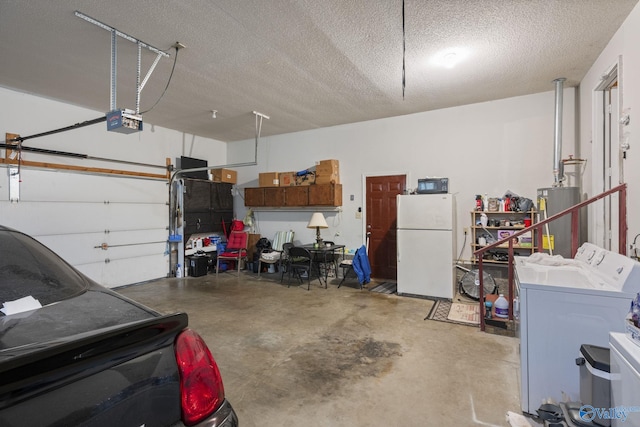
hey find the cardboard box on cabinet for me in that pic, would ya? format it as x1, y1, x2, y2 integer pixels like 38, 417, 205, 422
316, 159, 339, 175
259, 172, 280, 187
315, 173, 339, 185
315, 159, 340, 184
279, 171, 296, 187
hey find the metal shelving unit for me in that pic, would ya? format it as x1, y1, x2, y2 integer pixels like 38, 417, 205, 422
470, 210, 537, 264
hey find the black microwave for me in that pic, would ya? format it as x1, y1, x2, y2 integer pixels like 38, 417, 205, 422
417, 178, 449, 194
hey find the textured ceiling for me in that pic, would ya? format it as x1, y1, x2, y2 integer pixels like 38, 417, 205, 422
0, 0, 637, 142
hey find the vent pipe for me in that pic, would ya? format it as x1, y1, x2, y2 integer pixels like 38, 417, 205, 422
553, 77, 566, 187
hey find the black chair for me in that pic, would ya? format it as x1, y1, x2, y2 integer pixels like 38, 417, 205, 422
287, 246, 312, 290
279, 242, 295, 283
312, 241, 338, 285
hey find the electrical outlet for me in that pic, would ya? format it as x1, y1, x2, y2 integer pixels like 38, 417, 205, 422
355, 211, 362, 219
463, 227, 469, 234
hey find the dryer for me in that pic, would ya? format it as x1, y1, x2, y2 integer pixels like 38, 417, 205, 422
609, 332, 640, 426
516, 244, 640, 415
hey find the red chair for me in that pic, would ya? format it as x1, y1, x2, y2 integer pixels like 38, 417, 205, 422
216, 231, 248, 277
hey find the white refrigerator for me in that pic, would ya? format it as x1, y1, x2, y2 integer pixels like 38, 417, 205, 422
396, 194, 455, 299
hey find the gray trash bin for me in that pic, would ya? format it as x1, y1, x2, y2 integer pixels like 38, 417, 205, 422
572, 344, 611, 427
540, 345, 612, 427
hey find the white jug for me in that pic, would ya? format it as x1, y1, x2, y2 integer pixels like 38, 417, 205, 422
480, 213, 488, 227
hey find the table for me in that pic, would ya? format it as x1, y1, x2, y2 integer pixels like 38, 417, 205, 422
299, 243, 345, 286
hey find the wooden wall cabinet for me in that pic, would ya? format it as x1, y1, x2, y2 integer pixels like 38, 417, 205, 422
309, 184, 342, 206
265, 187, 286, 207
244, 188, 265, 207
244, 183, 342, 207
285, 186, 309, 206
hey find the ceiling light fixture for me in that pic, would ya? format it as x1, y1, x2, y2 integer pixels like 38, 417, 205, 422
211, 110, 218, 119
442, 53, 457, 67
432, 48, 469, 69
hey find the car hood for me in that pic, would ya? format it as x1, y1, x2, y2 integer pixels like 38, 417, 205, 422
0, 288, 156, 351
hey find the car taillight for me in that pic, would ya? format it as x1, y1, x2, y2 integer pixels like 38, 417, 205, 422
175, 329, 225, 426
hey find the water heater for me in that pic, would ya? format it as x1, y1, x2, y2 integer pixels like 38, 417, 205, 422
537, 187, 582, 258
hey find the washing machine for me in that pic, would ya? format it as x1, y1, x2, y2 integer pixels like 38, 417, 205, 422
609, 332, 640, 426
516, 243, 640, 415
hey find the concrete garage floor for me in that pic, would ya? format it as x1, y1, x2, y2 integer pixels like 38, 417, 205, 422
117, 272, 522, 427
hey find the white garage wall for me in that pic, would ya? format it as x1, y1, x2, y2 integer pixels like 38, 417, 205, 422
229, 89, 577, 262
8, 0, 640, 286
579, 2, 640, 252
0, 87, 227, 287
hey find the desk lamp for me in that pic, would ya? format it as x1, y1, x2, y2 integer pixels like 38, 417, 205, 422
307, 212, 328, 246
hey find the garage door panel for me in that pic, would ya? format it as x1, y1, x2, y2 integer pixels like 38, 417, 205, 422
0, 169, 170, 287
77, 253, 169, 289
17, 170, 167, 204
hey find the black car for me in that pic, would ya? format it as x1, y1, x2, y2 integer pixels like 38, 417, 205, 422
0, 225, 238, 426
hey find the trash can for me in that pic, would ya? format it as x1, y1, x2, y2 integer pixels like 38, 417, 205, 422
187, 255, 209, 277
541, 345, 612, 427
575, 344, 611, 427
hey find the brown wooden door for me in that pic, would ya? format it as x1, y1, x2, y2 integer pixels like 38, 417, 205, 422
366, 175, 405, 280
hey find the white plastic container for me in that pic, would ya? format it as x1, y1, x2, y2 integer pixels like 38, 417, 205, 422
495, 294, 509, 318
480, 213, 488, 227
176, 264, 182, 278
